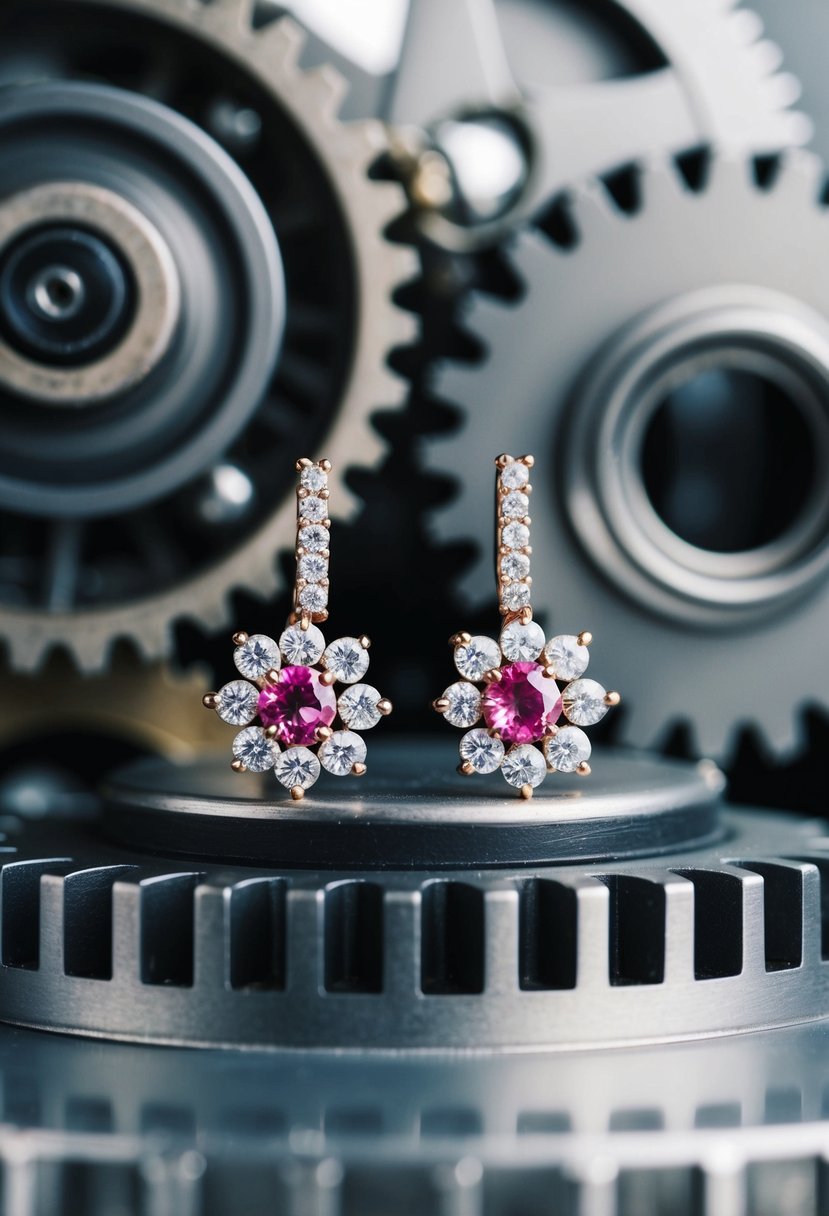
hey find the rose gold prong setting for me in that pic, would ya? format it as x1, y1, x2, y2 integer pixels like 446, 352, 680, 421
231, 759, 247, 773
458, 761, 474, 775
520, 784, 533, 799
290, 786, 304, 801
202, 693, 217, 710
377, 699, 393, 716
315, 725, 333, 743
482, 668, 502, 684
433, 697, 449, 713
320, 670, 336, 686
264, 725, 277, 739
578, 631, 593, 647
449, 631, 472, 647
605, 691, 621, 706
359, 635, 371, 649
265, 668, 280, 685
232, 631, 249, 647
577, 762, 592, 776
352, 762, 367, 777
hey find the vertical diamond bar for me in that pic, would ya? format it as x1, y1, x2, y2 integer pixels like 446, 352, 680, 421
494, 453, 534, 620
293, 456, 332, 626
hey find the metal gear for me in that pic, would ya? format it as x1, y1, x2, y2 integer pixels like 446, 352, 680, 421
0, 0, 416, 673
425, 150, 829, 757
384, 0, 810, 248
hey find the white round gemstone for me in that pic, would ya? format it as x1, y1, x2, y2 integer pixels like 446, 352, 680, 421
338, 683, 382, 730
501, 745, 546, 789
323, 637, 370, 684
459, 728, 504, 774
454, 635, 500, 682
300, 495, 327, 522
500, 619, 545, 661
299, 583, 328, 612
502, 582, 531, 611
500, 462, 529, 490
500, 551, 530, 581
441, 681, 482, 728
279, 623, 325, 665
319, 730, 367, 776
562, 679, 609, 726
300, 466, 327, 493
502, 490, 529, 519
234, 633, 280, 680
232, 726, 277, 772
214, 680, 259, 726
299, 525, 328, 554
502, 522, 529, 549
543, 634, 589, 681
274, 746, 320, 790
544, 726, 591, 773
298, 553, 328, 583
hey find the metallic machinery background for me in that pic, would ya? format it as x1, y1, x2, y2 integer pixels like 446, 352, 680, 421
0, 2, 828, 1214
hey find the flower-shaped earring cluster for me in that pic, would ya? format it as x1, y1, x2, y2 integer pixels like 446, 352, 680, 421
203, 458, 392, 799
432, 453, 620, 797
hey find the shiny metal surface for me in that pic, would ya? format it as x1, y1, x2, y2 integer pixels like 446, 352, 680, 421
0, 743, 827, 1052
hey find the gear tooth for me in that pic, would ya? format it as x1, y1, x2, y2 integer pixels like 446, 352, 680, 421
641, 159, 695, 208
768, 147, 824, 203
256, 12, 305, 72
302, 64, 348, 121
569, 181, 622, 241
750, 36, 784, 76
705, 153, 755, 198
337, 118, 390, 168
727, 5, 765, 46
206, 0, 256, 33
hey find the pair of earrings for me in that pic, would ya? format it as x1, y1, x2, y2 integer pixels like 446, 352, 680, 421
204, 453, 619, 800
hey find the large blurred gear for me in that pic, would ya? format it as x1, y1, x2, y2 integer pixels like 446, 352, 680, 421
383, 0, 810, 248
0, 0, 416, 673
425, 151, 829, 757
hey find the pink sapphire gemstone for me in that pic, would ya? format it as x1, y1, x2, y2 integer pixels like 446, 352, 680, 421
258, 665, 336, 746
482, 661, 562, 745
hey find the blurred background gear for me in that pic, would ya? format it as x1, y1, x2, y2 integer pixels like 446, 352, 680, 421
426, 150, 829, 758
0, 0, 415, 674
381, 0, 809, 248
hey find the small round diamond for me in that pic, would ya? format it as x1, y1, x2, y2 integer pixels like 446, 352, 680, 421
232, 726, 277, 772
501, 745, 546, 789
323, 637, 370, 684
234, 634, 280, 680
299, 583, 328, 612
274, 746, 320, 790
500, 619, 545, 661
298, 553, 328, 583
543, 635, 589, 681
454, 635, 500, 682
319, 730, 367, 776
502, 522, 529, 549
338, 683, 382, 730
562, 679, 609, 726
300, 466, 327, 493
545, 726, 591, 773
300, 495, 326, 522
299, 525, 328, 554
279, 623, 325, 665
502, 582, 531, 612
441, 681, 482, 728
500, 462, 529, 490
500, 551, 530, 581
459, 728, 504, 774
214, 680, 259, 726
501, 490, 529, 519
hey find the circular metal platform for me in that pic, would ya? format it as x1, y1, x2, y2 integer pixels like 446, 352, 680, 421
102, 742, 726, 868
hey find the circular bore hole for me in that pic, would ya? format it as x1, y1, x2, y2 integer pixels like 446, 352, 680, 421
32, 266, 85, 319
641, 367, 817, 554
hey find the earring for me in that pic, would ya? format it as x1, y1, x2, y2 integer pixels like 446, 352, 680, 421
432, 453, 620, 798
203, 458, 392, 799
